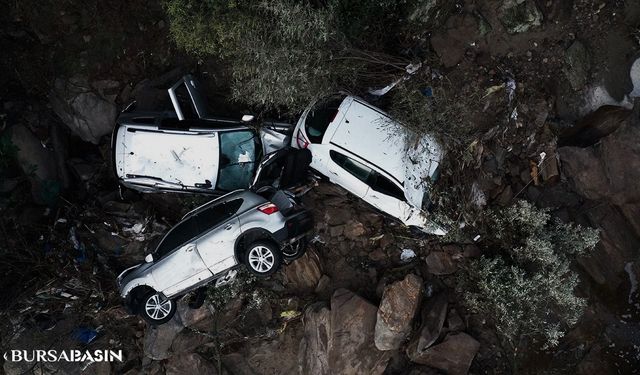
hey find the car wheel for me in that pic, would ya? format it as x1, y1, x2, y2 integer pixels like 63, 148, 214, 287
244, 241, 282, 277
140, 290, 176, 325
282, 238, 307, 261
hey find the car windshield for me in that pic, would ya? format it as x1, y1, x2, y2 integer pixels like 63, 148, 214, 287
216, 130, 258, 191
305, 96, 344, 143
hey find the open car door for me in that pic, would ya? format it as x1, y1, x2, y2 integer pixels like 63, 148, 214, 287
251, 148, 312, 191
168, 75, 210, 120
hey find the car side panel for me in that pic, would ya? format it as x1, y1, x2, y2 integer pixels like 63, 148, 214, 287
151, 243, 213, 297
195, 216, 241, 274
237, 209, 287, 248
325, 147, 370, 198
363, 189, 412, 222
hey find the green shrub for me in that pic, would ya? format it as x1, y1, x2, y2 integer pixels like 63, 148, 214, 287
457, 201, 599, 357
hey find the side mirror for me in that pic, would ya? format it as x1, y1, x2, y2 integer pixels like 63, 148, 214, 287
144, 254, 154, 263
241, 114, 255, 123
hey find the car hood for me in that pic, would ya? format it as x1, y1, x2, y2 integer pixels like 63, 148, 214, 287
403, 134, 443, 208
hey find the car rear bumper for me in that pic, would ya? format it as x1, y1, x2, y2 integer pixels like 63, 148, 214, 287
273, 210, 314, 252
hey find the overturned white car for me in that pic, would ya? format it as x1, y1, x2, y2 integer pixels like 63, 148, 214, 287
291, 95, 445, 235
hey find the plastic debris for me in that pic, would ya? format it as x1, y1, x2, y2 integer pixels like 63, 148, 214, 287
72, 327, 98, 344
400, 249, 417, 262
473, 235, 481, 242
420, 87, 433, 97
369, 62, 423, 97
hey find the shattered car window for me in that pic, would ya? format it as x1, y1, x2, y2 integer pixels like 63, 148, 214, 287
216, 130, 257, 191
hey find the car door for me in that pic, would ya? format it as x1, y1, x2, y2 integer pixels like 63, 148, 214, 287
326, 150, 371, 198
150, 216, 213, 297
194, 199, 244, 275
168, 75, 210, 120
363, 170, 413, 222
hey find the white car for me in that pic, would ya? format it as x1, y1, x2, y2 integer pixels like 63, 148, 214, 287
291, 95, 445, 235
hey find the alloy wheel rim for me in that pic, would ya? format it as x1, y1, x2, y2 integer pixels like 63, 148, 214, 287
145, 294, 172, 320
248, 246, 275, 273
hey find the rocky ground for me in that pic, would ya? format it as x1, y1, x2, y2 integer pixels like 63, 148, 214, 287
2, 0, 640, 374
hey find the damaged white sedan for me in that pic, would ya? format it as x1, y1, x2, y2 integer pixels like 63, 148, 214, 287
292, 95, 446, 235
112, 75, 304, 195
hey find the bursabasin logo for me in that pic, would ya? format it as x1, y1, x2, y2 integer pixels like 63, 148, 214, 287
4, 350, 123, 363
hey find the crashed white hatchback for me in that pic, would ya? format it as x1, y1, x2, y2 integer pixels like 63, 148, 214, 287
292, 95, 445, 235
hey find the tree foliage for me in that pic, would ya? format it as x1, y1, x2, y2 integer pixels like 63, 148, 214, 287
457, 201, 599, 354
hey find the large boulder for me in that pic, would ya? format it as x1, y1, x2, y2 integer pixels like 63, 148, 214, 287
375, 274, 423, 350
10, 125, 61, 204
329, 289, 390, 374
408, 332, 480, 375
298, 289, 391, 375
50, 76, 118, 144
283, 248, 323, 292
407, 293, 449, 358
560, 106, 640, 289
498, 0, 543, 34
563, 41, 591, 92
425, 252, 458, 275
143, 317, 184, 360
299, 303, 332, 375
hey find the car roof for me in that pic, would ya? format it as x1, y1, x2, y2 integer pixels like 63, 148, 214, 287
115, 123, 220, 188
328, 97, 408, 183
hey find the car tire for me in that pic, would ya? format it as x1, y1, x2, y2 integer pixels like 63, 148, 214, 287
282, 238, 307, 261
243, 241, 282, 277
139, 290, 177, 325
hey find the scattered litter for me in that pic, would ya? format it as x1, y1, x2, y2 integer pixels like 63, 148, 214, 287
72, 327, 98, 344
400, 249, 417, 262
310, 234, 325, 244
56, 218, 68, 224
369, 62, 423, 96
538, 152, 546, 166
369, 234, 384, 241
473, 235, 481, 242
420, 87, 433, 97
483, 83, 505, 98
280, 310, 301, 320
506, 77, 516, 104
60, 292, 73, 298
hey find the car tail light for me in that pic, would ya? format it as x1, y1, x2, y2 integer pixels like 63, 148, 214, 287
257, 202, 279, 215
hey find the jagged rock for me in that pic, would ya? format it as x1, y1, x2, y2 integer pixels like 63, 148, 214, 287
50, 76, 118, 144
143, 317, 184, 360
425, 252, 458, 275
299, 290, 390, 375
164, 353, 219, 375
499, 0, 543, 34
343, 220, 366, 239
329, 289, 390, 374
171, 330, 212, 354
408, 332, 480, 375
299, 303, 332, 375
446, 308, 465, 331
314, 274, 332, 298
283, 248, 323, 292
558, 106, 631, 148
375, 274, 423, 350
563, 41, 591, 91
408, 293, 449, 356
10, 125, 61, 204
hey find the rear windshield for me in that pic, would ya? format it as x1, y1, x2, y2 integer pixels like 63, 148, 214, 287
216, 130, 258, 191
305, 96, 344, 143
